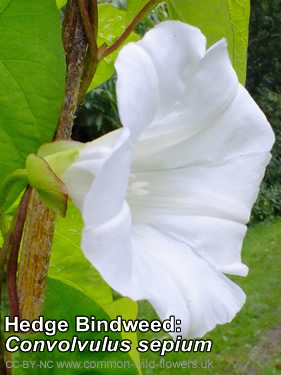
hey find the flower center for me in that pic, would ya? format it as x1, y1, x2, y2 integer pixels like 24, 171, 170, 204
127, 175, 149, 196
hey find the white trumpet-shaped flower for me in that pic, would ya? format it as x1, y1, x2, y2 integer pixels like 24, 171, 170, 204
61, 21, 274, 338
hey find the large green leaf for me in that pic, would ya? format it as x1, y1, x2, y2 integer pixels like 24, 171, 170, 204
126, 0, 148, 25
56, 0, 66, 8
168, 0, 250, 84
13, 279, 138, 375
90, 4, 139, 90
50, 202, 113, 306
0, 0, 66, 207
104, 298, 142, 375
0, 0, 12, 13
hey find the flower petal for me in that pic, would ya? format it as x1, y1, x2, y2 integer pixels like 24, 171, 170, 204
62, 128, 125, 211
82, 201, 134, 294
115, 21, 207, 140
81, 128, 132, 227
131, 225, 246, 338
115, 43, 159, 141
83, 218, 245, 338
115, 22, 240, 145
63, 21, 274, 340
139, 216, 248, 276
128, 152, 271, 224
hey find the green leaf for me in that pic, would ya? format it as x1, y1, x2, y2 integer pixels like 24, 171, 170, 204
126, 0, 148, 25
56, 0, 66, 8
168, 0, 250, 84
0, 169, 28, 209
26, 154, 68, 217
0, 0, 66, 209
50, 202, 113, 306
90, 4, 139, 90
13, 279, 138, 375
104, 298, 142, 375
0, 0, 12, 13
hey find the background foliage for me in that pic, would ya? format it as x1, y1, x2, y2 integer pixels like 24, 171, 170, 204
247, 0, 281, 222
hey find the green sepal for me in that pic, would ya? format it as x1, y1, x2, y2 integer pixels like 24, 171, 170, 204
38, 140, 83, 177
26, 154, 68, 217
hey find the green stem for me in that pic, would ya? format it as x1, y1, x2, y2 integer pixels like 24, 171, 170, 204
99, 0, 162, 59
7, 188, 31, 319
90, 0, 98, 40
0, 190, 29, 374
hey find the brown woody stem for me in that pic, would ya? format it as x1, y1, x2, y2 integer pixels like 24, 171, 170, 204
17, 0, 88, 323
7, 188, 31, 319
78, 0, 98, 60
56, 0, 88, 140
77, 49, 98, 105
77, 0, 99, 104
0, 188, 30, 374
17, 190, 57, 321
0, 226, 13, 375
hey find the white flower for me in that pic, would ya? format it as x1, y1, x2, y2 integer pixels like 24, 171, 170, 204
62, 21, 274, 338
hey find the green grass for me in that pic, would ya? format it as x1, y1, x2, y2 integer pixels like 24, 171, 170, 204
138, 220, 281, 375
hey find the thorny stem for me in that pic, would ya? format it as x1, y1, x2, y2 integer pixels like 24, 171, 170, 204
100, 0, 162, 59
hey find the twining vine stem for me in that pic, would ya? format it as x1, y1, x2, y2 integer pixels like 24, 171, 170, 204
100, 0, 162, 59
7, 188, 31, 319
78, 0, 98, 60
